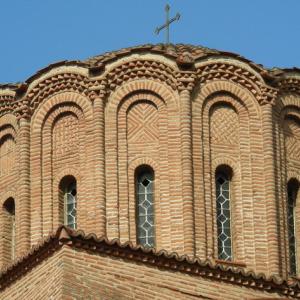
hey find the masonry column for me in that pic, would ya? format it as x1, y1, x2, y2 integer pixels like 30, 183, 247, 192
18, 117, 31, 255
261, 101, 279, 275
91, 89, 106, 236
180, 82, 195, 256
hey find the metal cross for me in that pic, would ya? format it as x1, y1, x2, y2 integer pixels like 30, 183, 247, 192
155, 4, 180, 45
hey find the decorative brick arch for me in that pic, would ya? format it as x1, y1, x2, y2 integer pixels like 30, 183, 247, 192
105, 80, 181, 251
194, 80, 260, 116
30, 91, 93, 242
193, 81, 260, 268
103, 59, 178, 98
274, 95, 300, 277
53, 167, 82, 189
211, 156, 239, 175
287, 171, 300, 185
0, 190, 17, 207
128, 156, 160, 173
26, 67, 89, 116
31, 91, 92, 132
276, 93, 300, 114
0, 114, 18, 134
53, 168, 82, 230
106, 79, 179, 113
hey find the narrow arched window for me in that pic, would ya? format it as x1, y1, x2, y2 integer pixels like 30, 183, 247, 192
216, 167, 232, 261
59, 176, 77, 229
3, 198, 15, 262
287, 179, 299, 275
135, 166, 155, 248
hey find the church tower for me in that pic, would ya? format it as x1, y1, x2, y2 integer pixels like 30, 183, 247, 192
0, 44, 300, 299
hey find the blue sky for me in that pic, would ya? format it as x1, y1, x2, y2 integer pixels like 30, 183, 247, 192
1, 0, 300, 83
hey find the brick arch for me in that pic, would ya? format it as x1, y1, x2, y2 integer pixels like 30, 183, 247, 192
0, 190, 16, 207
275, 97, 300, 277
128, 156, 160, 173
103, 58, 178, 98
31, 91, 93, 133
45, 104, 84, 129
30, 91, 93, 242
105, 80, 179, 249
110, 89, 167, 243
280, 106, 300, 123
106, 79, 179, 113
119, 91, 165, 114
211, 156, 239, 176
193, 84, 257, 266
276, 93, 300, 114
53, 167, 82, 188
53, 168, 82, 229
287, 171, 300, 185
193, 80, 260, 117
0, 115, 18, 135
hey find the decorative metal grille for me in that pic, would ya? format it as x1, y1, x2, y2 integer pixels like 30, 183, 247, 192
64, 182, 77, 229
136, 169, 155, 248
288, 185, 297, 275
216, 172, 232, 261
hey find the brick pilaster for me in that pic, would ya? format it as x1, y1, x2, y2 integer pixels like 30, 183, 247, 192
262, 103, 279, 275
92, 91, 106, 236
18, 118, 31, 255
180, 88, 195, 256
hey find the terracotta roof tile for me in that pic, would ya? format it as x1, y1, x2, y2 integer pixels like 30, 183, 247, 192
1, 44, 300, 88
0, 226, 300, 297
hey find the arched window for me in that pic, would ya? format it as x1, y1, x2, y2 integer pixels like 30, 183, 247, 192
59, 176, 77, 229
3, 198, 15, 262
287, 179, 299, 275
215, 166, 232, 261
135, 166, 155, 248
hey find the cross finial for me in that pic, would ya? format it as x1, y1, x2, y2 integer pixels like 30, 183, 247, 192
155, 4, 180, 45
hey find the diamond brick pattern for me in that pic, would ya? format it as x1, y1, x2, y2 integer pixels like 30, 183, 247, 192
210, 105, 239, 146
0, 136, 15, 177
52, 114, 79, 157
127, 102, 158, 142
284, 117, 300, 160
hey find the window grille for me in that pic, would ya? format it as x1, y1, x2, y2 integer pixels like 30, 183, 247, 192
287, 180, 298, 275
3, 198, 15, 261
136, 168, 155, 248
216, 172, 232, 261
64, 181, 77, 229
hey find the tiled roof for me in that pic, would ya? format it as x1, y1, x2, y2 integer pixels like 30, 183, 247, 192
0, 226, 300, 297
2, 43, 300, 88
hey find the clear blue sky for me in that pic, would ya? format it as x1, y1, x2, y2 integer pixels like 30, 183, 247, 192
1, 0, 300, 83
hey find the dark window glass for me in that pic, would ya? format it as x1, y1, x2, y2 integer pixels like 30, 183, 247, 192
287, 180, 299, 275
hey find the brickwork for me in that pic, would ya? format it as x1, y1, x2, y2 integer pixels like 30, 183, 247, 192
0, 228, 293, 299
0, 44, 300, 298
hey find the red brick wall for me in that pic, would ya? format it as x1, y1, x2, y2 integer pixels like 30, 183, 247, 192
0, 246, 286, 299
0, 52, 299, 282
0, 249, 63, 299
